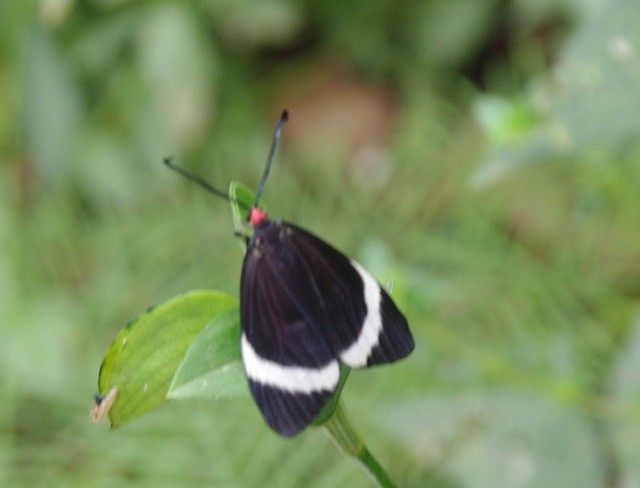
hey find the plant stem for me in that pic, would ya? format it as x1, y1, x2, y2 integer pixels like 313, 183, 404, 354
323, 401, 396, 488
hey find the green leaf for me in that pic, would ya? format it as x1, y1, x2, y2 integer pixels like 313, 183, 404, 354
24, 29, 83, 182
474, 0, 640, 185
610, 317, 640, 483
203, 1, 304, 50
137, 3, 217, 152
380, 391, 603, 487
229, 180, 255, 247
98, 290, 237, 427
168, 308, 249, 400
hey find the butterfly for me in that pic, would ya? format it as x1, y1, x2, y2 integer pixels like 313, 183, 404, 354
165, 111, 414, 436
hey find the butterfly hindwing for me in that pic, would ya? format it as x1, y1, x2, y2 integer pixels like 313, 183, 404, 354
240, 220, 414, 436
246, 381, 333, 437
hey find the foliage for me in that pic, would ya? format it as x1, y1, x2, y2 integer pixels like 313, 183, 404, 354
1, 0, 640, 486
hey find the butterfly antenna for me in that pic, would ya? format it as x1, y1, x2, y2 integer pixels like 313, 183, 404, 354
254, 110, 289, 206
163, 157, 250, 211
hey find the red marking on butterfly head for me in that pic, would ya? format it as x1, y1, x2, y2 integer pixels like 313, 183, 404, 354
249, 207, 267, 227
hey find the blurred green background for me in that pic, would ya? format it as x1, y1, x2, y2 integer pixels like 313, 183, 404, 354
2, 0, 640, 486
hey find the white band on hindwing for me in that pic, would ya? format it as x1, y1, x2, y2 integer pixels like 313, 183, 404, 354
241, 334, 340, 393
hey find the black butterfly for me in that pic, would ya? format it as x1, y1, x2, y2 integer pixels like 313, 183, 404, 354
165, 111, 414, 437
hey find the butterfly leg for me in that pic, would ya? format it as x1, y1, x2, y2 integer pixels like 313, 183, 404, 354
234, 230, 251, 246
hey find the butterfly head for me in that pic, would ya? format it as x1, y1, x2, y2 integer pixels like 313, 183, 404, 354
249, 207, 267, 227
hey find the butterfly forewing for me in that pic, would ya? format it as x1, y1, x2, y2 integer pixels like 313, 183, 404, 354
286, 222, 414, 366
240, 220, 414, 436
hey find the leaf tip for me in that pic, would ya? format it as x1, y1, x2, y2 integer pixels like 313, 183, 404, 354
90, 386, 119, 424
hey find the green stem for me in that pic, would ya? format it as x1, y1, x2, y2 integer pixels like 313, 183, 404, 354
323, 401, 396, 488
